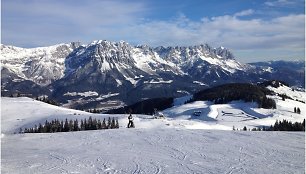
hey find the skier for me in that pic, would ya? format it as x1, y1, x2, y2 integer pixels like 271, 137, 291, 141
127, 114, 134, 128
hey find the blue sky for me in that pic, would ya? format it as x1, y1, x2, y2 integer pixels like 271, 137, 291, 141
1, 0, 305, 62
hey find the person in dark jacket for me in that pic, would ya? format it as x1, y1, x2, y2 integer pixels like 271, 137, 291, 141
127, 114, 134, 128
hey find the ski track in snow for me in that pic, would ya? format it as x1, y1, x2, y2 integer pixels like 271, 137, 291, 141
1, 130, 305, 174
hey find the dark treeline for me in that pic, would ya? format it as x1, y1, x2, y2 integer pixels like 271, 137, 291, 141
191, 83, 276, 109
107, 97, 173, 114
35, 96, 59, 106
86, 108, 102, 113
267, 119, 305, 131
240, 119, 305, 131
22, 116, 119, 133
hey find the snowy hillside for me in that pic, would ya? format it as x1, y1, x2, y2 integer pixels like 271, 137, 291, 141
1, 96, 305, 173
267, 84, 305, 102
163, 98, 305, 130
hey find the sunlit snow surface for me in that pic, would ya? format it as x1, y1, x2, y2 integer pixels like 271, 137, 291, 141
1, 97, 305, 174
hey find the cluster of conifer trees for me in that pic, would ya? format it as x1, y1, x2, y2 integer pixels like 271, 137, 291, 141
267, 119, 305, 131
239, 119, 305, 131
22, 116, 119, 133
35, 96, 59, 106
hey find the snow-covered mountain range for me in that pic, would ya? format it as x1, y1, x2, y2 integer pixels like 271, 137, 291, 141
1, 40, 304, 109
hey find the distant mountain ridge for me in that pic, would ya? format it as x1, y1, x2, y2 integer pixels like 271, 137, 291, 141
1, 40, 304, 110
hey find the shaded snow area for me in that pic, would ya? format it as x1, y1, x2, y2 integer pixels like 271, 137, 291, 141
1, 97, 305, 173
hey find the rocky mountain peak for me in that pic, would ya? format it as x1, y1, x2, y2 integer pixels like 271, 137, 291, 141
215, 46, 234, 59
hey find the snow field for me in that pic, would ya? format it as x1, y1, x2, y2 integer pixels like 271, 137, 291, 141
1, 95, 305, 173
1, 129, 304, 174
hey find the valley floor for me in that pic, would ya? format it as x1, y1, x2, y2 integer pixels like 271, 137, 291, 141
1, 129, 305, 174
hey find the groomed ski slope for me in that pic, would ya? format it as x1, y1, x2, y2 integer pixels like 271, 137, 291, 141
2, 128, 304, 174
1, 97, 305, 174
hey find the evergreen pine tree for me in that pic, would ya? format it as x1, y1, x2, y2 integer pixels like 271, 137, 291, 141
274, 120, 279, 131
59, 121, 64, 132
102, 118, 107, 129
297, 107, 301, 114
80, 120, 85, 131
111, 117, 116, 129
45, 120, 51, 133
88, 117, 93, 130
38, 123, 43, 133
294, 107, 297, 113
84, 118, 88, 130
64, 119, 69, 132
34, 125, 38, 133
69, 119, 74, 131
115, 119, 119, 128
97, 120, 102, 129
73, 119, 79, 131
92, 118, 98, 130
107, 117, 111, 129
53, 119, 59, 132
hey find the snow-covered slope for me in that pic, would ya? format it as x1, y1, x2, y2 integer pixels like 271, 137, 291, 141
2, 128, 304, 174
267, 84, 305, 102
1, 97, 305, 174
163, 98, 305, 130
0, 97, 171, 134
1, 97, 91, 134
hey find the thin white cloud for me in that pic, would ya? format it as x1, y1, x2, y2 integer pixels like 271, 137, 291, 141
234, 9, 254, 17
264, 0, 297, 7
